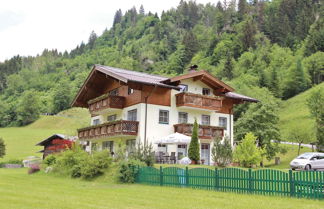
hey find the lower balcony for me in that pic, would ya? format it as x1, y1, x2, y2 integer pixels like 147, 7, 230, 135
174, 123, 224, 139
78, 120, 139, 140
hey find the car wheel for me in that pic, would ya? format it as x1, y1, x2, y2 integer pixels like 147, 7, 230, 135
305, 164, 311, 171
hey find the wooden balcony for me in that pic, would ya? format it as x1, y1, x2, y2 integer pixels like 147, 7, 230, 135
88, 94, 125, 114
175, 92, 222, 111
174, 123, 224, 139
78, 120, 139, 140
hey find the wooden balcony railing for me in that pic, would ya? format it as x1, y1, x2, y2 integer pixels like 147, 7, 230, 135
88, 94, 125, 114
78, 120, 139, 140
174, 123, 224, 139
175, 92, 222, 111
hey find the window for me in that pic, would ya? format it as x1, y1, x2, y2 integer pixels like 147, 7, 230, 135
128, 87, 134, 95
109, 88, 119, 96
158, 144, 167, 153
202, 115, 210, 125
107, 114, 117, 122
91, 143, 97, 151
219, 117, 227, 130
102, 141, 114, 153
178, 112, 188, 123
126, 139, 136, 155
159, 110, 169, 124
202, 88, 210, 95
92, 119, 100, 125
179, 84, 188, 92
127, 109, 137, 121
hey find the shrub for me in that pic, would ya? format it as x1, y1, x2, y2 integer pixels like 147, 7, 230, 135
0, 137, 5, 158
119, 159, 145, 183
188, 119, 200, 162
233, 132, 264, 167
43, 155, 57, 166
130, 142, 155, 166
28, 164, 40, 174
52, 146, 112, 180
212, 136, 232, 167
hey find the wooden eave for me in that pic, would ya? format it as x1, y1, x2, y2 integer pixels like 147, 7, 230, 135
163, 70, 235, 92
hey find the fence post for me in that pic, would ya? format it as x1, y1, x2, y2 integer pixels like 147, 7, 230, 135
185, 167, 189, 187
215, 168, 219, 191
248, 168, 253, 193
289, 169, 295, 197
160, 166, 163, 186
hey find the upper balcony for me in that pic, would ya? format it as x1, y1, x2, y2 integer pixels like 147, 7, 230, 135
88, 94, 125, 115
174, 123, 224, 139
175, 92, 222, 111
78, 120, 139, 140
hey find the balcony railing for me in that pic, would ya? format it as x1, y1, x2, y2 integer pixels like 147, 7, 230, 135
174, 123, 224, 139
78, 120, 139, 140
175, 92, 222, 111
88, 94, 125, 114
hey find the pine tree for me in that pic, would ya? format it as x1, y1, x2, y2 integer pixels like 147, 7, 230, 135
188, 119, 200, 163
139, 5, 145, 16
88, 31, 97, 50
269, 68, 280, 97
223, 54, 234, 80
113, 9, 122, 27
238, 0, 247, 21
181, 31, 198, 64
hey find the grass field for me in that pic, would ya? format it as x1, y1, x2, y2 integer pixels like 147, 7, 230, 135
0, 108, 89, 161
278, 83, 324, 142
0, 168, 323, 209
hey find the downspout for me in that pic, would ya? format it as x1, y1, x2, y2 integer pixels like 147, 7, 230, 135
229, 107, 233, 146
144, 85, 157, 147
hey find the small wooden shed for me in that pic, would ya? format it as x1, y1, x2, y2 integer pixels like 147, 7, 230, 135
36, 134, 74, 159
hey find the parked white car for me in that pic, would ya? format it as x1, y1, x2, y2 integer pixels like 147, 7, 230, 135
290, 152, 324, 170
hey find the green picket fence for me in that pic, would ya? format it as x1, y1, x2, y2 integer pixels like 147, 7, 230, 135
135, 166, 324, 200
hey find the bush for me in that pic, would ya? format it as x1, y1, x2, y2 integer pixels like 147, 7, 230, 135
212, 136, 232, 167
28, 164, 40, 174
0, 137, 5, 158
43, 155, 57, 166
0, 159, 22, 167
119, 159, 145, 183
130, 142, 154, 166
52, 146, 112, 180
233, 133, 264, 167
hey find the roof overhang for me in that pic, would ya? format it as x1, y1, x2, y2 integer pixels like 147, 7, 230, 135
36, 134, 66, 146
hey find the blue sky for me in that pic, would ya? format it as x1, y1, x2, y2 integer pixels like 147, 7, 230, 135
0, 0, 216, 62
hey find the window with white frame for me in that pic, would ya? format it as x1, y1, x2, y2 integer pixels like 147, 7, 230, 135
178, 112, 188, 123
92, 119, 100, 125
127, 109, 137, 121
107, 114, 117, 122
126, 139, 136, 155
102, 141, 114, 153
201, 115, 210, 125
179, 84, 188, 92
219, 117, 227, 130
91, 142, 97, 151
128, 87, 134, 95
159, 110, 169, 124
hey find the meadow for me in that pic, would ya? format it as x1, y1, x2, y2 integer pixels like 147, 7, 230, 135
0, 168, 323, 209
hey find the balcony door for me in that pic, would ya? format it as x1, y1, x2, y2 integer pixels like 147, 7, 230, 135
127, 109, 137, 121
200, 143, 210, 165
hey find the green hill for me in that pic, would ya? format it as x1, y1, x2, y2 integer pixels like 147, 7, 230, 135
278, 83, 324, 142
0, 108, 89, 161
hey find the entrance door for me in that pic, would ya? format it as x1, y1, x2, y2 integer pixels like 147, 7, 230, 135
200, 143, 210, 165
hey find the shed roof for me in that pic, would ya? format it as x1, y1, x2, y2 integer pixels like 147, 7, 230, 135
224, 92, 259, 103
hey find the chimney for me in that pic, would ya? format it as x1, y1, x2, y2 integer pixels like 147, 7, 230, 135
189, 64, 198, 73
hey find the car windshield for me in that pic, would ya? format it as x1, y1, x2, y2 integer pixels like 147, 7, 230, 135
296, 153, 313, 159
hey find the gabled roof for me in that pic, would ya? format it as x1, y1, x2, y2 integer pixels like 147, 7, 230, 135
95, 65, 179, 89
36, 134, 66, 146
162, 70, 235, 92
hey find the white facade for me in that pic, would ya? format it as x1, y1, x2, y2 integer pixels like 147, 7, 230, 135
87, 78, 234, 165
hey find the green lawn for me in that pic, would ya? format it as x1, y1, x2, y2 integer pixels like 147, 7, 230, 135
0, 168, 323, 209
278, 83, 324, 142
0, 108, 89, 161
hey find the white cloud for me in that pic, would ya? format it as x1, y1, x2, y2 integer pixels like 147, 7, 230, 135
0, 0, 217, 61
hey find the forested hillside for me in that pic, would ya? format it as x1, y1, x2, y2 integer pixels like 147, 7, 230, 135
0, 0, 323, 129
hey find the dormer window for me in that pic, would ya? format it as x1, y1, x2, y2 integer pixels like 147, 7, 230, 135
202, 88, 210, 95
109, 88, 119, 96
